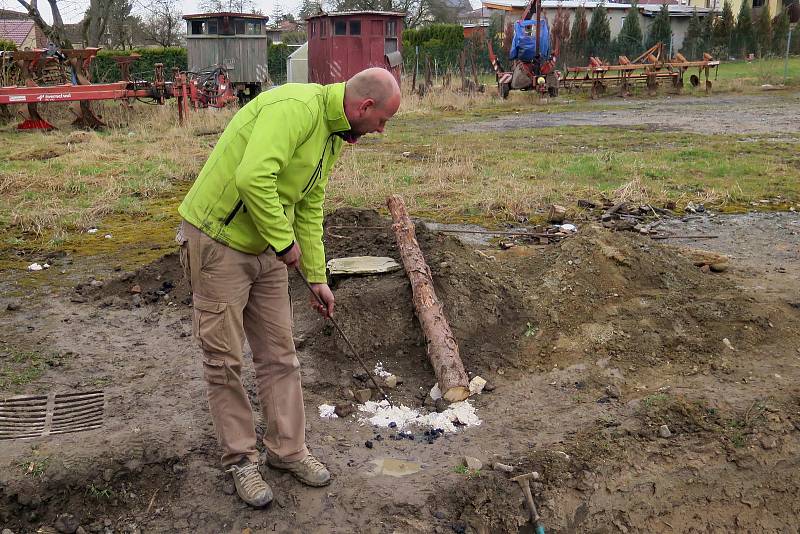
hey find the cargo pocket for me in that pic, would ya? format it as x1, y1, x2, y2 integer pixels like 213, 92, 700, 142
193, 295, 231, 354
202, 359, 228, 385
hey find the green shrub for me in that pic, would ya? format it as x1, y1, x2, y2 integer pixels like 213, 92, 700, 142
92, 47, 187, 82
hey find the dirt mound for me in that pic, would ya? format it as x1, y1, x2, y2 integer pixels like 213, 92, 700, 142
79, 252, 189, 308
3, 208, 800, 533
83, 209, 774, 387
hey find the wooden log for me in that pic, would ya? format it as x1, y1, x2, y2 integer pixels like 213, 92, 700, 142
386, 195, 470, 402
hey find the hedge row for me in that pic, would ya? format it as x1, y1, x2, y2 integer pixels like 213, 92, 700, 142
91, 47, 187, 83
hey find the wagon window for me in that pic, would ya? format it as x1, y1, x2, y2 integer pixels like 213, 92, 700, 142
246, 21, 262, 35
386, 20, 397, 37
349, 20, 361, 35
321, 19, 328, 37
334, 20, 347, 35
190, 21, 206, 35
207, 19, 219, 34
234, 19, 246, 34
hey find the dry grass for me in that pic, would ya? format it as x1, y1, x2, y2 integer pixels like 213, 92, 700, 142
0, 103, 235, 238
1, 74, 798, 257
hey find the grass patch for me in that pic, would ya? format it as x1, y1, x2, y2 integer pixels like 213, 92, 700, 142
327, 124, 800, 222
453, 464, 482, 478
86, 483, 115, 500
1, 73, 798, 275
642, 392, 670, 408
0, 348, 67, 392
19, 456, 49, 478
713, 56, 800, 89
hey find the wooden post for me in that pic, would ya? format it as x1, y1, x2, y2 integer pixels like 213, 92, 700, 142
386, 195, 470, 402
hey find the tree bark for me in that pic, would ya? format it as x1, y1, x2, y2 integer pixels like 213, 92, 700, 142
16, 0, 73, 49
386, 195, 470, 402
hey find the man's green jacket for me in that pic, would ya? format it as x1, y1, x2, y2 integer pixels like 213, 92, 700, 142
178, 82, 349, 283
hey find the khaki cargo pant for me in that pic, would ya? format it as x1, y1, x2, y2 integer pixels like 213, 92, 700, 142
179, 221, 308, 467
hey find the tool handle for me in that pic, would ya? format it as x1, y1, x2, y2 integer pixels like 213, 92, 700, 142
293, 267, 393, 407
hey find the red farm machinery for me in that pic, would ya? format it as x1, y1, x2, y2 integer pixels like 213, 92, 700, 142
488, 0, 559, 98
0, 47, 236, 130
489, 0, 721, 100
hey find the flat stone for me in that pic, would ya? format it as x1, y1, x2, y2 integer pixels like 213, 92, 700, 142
384, 375, 399, 389
54, 514, 80, 534
6, 300, 21, 311
659, 425, 672, 439
605, 384, 621, 399
492, 462, 514, 473
326, 256, 401, 276
468, 376, 487, 395
760, 436, 777, 450
462, 456, 482, 470
334, 403, 355, 418
354, 389, 372, 404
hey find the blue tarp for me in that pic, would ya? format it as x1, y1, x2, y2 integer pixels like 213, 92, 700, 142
509, 19, 550, 61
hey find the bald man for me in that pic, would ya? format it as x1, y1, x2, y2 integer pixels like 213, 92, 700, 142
178, 68, 401, 507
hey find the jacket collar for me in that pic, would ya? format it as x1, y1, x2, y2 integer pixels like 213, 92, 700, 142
323, 82, 351, 133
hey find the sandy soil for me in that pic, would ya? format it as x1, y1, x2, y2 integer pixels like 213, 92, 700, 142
455, 91, 800, 136
1, 207, 799, 533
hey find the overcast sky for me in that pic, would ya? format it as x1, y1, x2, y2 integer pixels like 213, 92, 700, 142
0, 0, 303, 25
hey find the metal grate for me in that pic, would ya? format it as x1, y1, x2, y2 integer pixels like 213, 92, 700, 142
0, 391, 104, 440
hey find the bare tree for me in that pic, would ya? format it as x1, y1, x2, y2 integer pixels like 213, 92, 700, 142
82, 0, 117, 47
331, 0, 454, 28
198, 0, 257, 13
15, 0, 73, 48
140, 0, 182, 46
107, 0, 142, 49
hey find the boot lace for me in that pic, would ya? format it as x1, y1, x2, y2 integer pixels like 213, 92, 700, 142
300, 455, 326, 474
228, 462, 267, 495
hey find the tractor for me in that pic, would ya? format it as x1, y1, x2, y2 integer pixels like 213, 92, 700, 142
488, 0, 559, 99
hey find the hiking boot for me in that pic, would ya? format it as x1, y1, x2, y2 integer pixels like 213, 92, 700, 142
226, 460, 273, 507
267, 453, 331, 487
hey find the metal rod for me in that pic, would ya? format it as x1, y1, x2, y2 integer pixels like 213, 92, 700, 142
293, 267, 393, 407
651, 234, 719, 240
325, 225, 564, 237
785, 26, 793, 85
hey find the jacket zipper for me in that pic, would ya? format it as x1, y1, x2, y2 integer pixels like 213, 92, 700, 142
223, 199, 243, 225
302, 134, 335, 195
224, 134, 336, 226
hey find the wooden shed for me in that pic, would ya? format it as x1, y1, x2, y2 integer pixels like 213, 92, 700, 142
305, 11, 404, 85
183, 12, 269, 96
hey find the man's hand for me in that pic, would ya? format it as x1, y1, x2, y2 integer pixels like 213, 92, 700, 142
309, 283, 335, 318
276, 242, 301, 268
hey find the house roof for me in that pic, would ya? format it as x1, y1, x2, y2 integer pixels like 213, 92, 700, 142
184, 12, 269, 21
0, 9, 29, 20
458, 7, 491, 19
305, 11, 406, 20
0, 19, 34, 47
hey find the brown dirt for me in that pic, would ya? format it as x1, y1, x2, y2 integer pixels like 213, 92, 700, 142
1, 208, 800, 533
